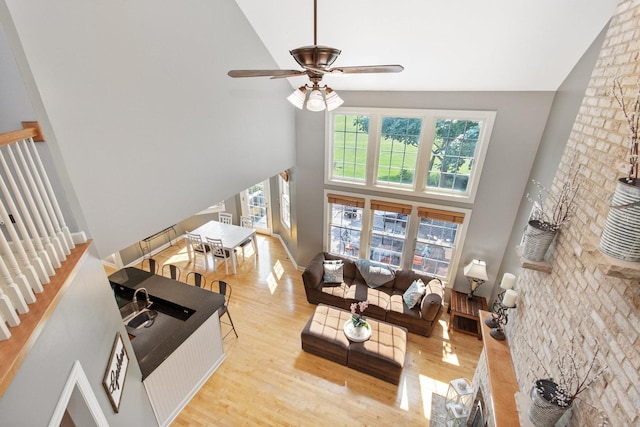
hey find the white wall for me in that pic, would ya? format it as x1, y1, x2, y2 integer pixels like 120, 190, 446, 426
0, 0, 296, 258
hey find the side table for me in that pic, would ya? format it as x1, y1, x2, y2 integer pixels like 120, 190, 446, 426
448, 290, 488, 339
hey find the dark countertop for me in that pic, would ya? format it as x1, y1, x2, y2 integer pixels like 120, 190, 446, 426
108, 267, 225, 379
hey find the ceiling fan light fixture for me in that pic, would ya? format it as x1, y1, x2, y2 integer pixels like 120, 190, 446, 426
324, 87, 344, 111
287, 86, 307, 109
306, 89, 326, 112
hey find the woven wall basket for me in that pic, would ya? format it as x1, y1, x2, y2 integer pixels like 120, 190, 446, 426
522, 220, 558, 262
599, 178, 640, 262
528, 380, 572, 427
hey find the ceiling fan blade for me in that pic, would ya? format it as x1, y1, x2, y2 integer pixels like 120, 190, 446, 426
227, 69, 304, 78
270, 71, 308, 79
327, 65, 404, 74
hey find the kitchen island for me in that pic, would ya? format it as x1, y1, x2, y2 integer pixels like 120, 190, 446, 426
109, 267, 226, 426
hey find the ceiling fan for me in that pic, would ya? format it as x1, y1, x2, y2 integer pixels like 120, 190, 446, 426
227, 0, 404, 111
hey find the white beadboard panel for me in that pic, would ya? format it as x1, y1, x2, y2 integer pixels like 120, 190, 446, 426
144, 314, 225, 427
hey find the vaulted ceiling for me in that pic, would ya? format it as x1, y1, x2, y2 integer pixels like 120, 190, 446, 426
233, 0, 616, 92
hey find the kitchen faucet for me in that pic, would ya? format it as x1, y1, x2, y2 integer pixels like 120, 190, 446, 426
132, 287, 151, 308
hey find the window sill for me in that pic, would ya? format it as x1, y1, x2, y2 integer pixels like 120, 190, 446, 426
581, 237, 640, 280
0, 241, 92, 397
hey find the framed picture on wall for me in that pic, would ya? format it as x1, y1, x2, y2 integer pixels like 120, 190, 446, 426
102, 333, 129, 413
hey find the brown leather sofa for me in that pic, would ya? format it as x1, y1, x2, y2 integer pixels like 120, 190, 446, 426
302, 252, 445, 337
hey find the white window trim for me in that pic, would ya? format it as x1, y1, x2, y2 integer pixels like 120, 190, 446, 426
323, 189, 471, 286
325, 107, 496, 203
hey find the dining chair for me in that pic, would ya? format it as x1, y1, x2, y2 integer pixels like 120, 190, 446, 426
218, 212, 233, 225
185, 232, 210, 270
209, 280, 238, 339
185, 271, 206, 288
240, 216, 253, 228
161, 263, 182, 281
237, 216, 255, 262
141, 258, 158, 274
206, 237, 231, 274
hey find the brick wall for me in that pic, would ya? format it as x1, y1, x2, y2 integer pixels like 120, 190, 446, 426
505, 1, 640, 426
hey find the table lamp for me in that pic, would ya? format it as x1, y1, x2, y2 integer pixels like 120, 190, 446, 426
463, 259, 488, 300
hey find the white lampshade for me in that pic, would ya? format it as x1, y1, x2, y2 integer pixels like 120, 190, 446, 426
287, 86, 307, 109
463, 259, 488, 281
325, 87, 344, 111
500, 273, 516, 290
306, 89, 326, 111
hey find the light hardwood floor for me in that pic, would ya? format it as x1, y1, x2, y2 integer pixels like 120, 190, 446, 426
107, 235, 483, 426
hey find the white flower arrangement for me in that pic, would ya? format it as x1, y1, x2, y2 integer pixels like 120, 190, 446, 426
528, 337, 608, 408
526, 156, 582, 232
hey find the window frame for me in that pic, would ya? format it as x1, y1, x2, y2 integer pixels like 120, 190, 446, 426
323, 189, 471, 286
325, 107, 496, 203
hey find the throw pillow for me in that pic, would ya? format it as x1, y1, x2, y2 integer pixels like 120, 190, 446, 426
403, 279, 426, 309
355, 258, 395, 288
323, 260, 344, 283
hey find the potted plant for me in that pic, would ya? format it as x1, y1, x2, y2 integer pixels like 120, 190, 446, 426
522, 157, 581, 261
527, 338, 608, 427
599, 74, 640, 261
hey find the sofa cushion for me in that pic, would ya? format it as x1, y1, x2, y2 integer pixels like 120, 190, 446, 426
355, 259, 395, 288
324, 252, 357, 283
322, 260, 344, 283
403, 279, 426, 309
345, 283, 391, 320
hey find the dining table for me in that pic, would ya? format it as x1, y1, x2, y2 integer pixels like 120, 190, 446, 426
187, 220, 258, 274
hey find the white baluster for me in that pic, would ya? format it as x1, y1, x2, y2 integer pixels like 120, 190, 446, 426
0, 173, 49, 284
0, 287, 20, 327
0, 253, 30, 312
0, 198, 42, 293
0, 314, 11, 341
12, 143, 66, 262
4, 145, 61, 268
27, 139, 75, 250
0, 149, 56, 275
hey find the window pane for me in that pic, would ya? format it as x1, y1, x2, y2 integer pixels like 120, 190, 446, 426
279, 177, 291, 229
426, 119, 480, 192
413, 217, 458, 278
377, 117, 421, 186
369, 210, 407, 268
332, 115, 369, 182
329, 203, 362, 258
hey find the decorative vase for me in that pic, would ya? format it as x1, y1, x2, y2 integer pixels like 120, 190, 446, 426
599, 178, 640, 262
528, 379, 572, 427
343, 320, 371, 342
522, 220, 558, 262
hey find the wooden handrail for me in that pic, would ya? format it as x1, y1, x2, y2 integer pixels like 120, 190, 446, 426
0, 128, 37, 148
0, 122, 45, 148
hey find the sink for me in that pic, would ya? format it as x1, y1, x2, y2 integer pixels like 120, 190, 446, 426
123, 308, 158, 329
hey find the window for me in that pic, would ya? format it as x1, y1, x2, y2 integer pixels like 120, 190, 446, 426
327, 194, 364, 258
324, 191, 468, 284
369, 200, 411, 268
279, 173, 291, 230
412, 208, 464, 279
377, 116, 421, 187
427, 119, 480, 192
327, 108, 495, 202
331, 114, 370, 182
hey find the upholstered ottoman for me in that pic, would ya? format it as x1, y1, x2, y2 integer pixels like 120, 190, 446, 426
347, 318, 408, 385
301, 304, 408, 384
301, 304, 351, 365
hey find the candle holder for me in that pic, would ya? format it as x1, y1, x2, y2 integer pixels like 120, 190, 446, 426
484, 290, 517, 341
